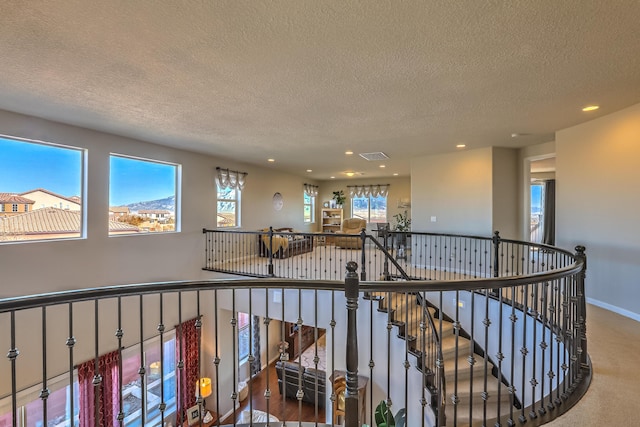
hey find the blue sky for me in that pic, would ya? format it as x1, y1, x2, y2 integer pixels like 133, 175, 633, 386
0, 137, 176, 205
0, 136, 82, 196
109, 155, 177, 206
531, 184, 542, 211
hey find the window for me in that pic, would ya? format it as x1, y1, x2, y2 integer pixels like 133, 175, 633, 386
303, 192, 315, 223
0, 136, 85, 243
237, 312, 250, 361
217, 184, 240, 228
0, 372, 79, 427
530, 182, 545, 243
109, 155, 180, 236
120, 333, 177, 426
352, 194, 387, 223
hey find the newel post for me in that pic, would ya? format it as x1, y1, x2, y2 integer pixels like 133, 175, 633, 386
574, 245, 588, 369
268, 226, 274, 276
492, 231, 501, 278
344, 261, 360, 427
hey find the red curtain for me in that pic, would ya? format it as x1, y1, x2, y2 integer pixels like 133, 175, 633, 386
78, 350, 120, 427
176, 317, 200, 422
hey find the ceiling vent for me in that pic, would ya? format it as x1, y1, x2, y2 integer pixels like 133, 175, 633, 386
359, 152, 389, 161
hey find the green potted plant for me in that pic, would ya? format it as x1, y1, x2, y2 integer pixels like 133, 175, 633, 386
392, 210, 411, 232
392, 210, 411, 252
374, 400, 406, 427
332, 190, 346, 208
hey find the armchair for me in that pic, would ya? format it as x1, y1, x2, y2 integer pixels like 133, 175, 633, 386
334, 218, 366, 249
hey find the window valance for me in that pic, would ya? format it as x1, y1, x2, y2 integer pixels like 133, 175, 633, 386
216, 167, 248, 190
304, 183, 319, 197
347, 184, 389, 198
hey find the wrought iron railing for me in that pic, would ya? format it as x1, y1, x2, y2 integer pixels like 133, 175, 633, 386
1, 230, 589, 427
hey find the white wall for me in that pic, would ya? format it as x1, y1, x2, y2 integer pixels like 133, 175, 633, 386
556, 102, 640, 319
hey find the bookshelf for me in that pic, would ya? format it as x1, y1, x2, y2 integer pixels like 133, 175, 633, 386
321, 208, 343, 234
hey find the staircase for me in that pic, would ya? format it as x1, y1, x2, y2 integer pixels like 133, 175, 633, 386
369, 291, 517, 427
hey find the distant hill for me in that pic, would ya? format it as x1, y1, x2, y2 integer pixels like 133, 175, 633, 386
125, 195, 175, 213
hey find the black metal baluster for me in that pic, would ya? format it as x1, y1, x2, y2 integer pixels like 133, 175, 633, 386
264, 288, 272, 426
158, 293, 166, 425
139, 295, 146, 426
66, 304, 76, 427
40, 307, 49, 427
116, 297, 124, 427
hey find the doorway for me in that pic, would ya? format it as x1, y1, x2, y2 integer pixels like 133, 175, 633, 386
528, 157, 556, 244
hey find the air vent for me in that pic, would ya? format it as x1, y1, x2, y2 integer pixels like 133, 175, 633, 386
359, 152, 389, 161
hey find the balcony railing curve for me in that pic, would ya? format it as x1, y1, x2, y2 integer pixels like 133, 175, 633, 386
1, 230, 590, 427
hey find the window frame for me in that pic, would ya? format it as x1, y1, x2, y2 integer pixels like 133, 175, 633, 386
303, 192, 316, 223
216, 183, 241, 228
119, 330, 178, 426
0, 135, 86, 244
351, 193, 388, 224
108, 154, 181, 236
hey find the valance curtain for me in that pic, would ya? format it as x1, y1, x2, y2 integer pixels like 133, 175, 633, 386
216, 167, 248, 190
176, 317, 201, 423
348, 184, 389, 198
78, 350, 120, 427
304, 184, 319, 196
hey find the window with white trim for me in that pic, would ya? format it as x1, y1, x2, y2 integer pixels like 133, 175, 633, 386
303, 192, 315, 223
109, 154, 180, 236
352, 194, 387, 223
0, 136, 85, 243
237, 312, 250, 362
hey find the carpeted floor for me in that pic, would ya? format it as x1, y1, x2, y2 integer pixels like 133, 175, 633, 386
544, 304, 640, 426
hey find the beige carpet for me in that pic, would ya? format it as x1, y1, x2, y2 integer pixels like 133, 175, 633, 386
544, 304, 640, 426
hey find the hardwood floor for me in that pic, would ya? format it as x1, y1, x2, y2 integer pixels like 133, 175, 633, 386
221, 361, 326, 424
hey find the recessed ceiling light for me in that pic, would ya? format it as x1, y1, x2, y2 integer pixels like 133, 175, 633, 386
456, 144, 466, 148
379, 164, 386, 168
345, 150, 354, 155
393, 173, 399, 176
582, 105, 599, 112
345, 172, 355, 177
330, 176, 335, 179
306, 169, 312, 172
267, 158, 275, 162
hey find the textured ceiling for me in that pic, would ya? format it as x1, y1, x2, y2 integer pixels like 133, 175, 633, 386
1, 1, 639, 180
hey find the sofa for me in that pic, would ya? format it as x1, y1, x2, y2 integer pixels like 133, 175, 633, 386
334, 218, 366, 249
275, 361, 326, 407
258, 228, 314, 258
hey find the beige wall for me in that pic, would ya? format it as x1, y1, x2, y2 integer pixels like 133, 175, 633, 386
0, 109, 318, 401
492, 147, 518, 239
411, 147, 494, 235
317, 176, 411, 231
556, 102, 640, 319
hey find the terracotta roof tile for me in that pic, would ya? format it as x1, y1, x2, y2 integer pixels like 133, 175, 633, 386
0, 193, 36, 204
0, 207, 138, 234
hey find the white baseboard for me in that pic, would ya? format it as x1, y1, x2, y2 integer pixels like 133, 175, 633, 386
586, 297, 640, 323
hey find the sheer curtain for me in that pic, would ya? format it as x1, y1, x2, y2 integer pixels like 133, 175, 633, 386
216, 167, 248, 190
78, 350, 119, 427
176, 317, 200, 422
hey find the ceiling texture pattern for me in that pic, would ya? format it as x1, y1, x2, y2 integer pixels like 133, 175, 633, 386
1, 1, 639, 179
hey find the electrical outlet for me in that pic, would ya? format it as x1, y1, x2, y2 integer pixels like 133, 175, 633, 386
430, 216, 437, 222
